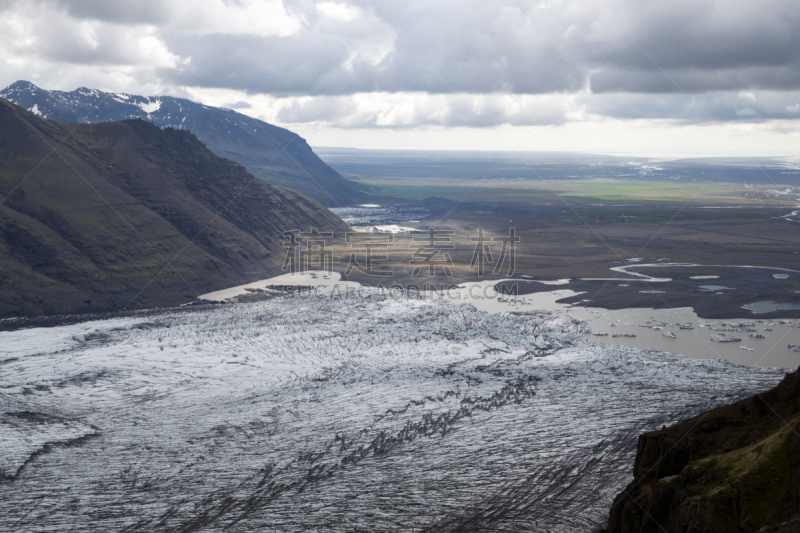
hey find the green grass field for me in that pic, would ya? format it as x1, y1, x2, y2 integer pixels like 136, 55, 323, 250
352, 176, 785, 206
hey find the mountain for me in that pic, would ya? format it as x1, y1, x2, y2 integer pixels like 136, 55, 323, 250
603, 365, 800, 533
0, 97, 348, 317
0, 80, 366, 206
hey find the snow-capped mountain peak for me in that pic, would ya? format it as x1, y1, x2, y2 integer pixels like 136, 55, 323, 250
0, 80, 365, 205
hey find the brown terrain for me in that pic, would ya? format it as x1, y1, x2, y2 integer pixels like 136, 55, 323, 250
603, 366, 800, 533
0, 98, 348, 317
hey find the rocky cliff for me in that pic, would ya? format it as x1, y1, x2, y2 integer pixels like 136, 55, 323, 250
603, 365, 800, 533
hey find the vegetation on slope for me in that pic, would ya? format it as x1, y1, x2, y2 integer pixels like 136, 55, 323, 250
0, 81, 367, 206
603, 365, 800, 533
0, 98, 348, 317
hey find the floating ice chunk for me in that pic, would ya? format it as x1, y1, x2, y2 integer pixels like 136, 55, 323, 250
711, 334, 742, 343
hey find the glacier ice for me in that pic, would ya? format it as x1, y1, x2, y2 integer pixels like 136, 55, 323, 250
0, 295, 785, 532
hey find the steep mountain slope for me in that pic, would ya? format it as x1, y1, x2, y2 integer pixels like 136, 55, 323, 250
0, 81, 366, 206
603, 365, 800, 533
0, 98, 348, 317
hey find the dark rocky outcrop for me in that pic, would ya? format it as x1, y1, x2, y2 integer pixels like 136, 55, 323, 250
603, 366, 800, 533
0, 98, 348, 317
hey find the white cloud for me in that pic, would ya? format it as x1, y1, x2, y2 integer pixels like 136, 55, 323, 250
1, 0, 799, 153
272, 92, 576, 128
181, 0, 303, 37
317, 2, 362, 21
739, 91, 757, 102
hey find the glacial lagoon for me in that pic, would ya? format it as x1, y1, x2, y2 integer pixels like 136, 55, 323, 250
199, 270, 800, 369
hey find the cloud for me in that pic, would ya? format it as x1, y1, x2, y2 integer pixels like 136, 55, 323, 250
45, 0, 302, 37
317, 2, 362, 21
151, 0, 800, 96
156, 1, 584, 96
274, 92, 574, 128
582, 90, 800, 123
1, 0, 799, 133
581, 0, 800, 93
9, 0, 799, 96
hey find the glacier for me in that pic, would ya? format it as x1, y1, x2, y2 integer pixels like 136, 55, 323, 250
0, 294, 786, 532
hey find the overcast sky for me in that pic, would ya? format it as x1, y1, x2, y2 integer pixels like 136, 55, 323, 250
1, 0, 799, 154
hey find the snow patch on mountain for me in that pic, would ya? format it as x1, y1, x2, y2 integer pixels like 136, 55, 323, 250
137, 98, 161, 114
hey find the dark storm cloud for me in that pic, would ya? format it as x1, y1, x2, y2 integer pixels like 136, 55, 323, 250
583, 0, 800, 93
151, 0, 800, 96
158, 0, 586, 96
584, 91, 800, 123
159, 33, 356, 95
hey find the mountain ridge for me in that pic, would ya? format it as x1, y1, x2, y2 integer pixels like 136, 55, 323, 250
0, 80, 366, 206
0, 97, 348, 317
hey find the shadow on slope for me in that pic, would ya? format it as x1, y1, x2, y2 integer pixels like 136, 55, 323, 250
0, 98, 348, 317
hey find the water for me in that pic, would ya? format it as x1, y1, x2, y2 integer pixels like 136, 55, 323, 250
199, 272, 800, 369
328, 204, 428, 229
743, 301, 800, 314
566, 306, 800, 369
698, 285, 735, 291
